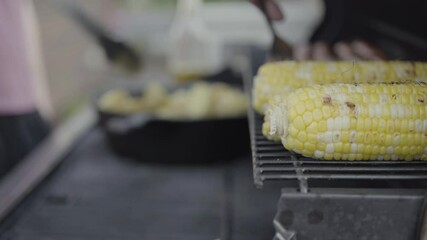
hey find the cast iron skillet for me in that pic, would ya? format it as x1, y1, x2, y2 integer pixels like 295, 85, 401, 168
94, 83, 250, 164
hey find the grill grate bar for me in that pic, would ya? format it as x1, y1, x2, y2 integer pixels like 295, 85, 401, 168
260, 174, 427, 180
257, 152, 294, 158
257, 159, 427, 165
259, 166, 427, 172
256, 142, 280, 147
257, 145, 286, 150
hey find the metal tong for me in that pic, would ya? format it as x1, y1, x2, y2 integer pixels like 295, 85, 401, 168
254, 0, 293, 60
62, 2, 142, 73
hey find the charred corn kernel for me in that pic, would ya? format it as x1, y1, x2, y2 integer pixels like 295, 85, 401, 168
264, 82, 427, 160
253, 61, 427, 113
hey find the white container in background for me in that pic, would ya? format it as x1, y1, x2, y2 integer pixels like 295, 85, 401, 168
167, 0, 224, 81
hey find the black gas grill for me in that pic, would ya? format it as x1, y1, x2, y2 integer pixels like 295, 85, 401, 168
243, 48, 427, 240
245, 76, 427, 240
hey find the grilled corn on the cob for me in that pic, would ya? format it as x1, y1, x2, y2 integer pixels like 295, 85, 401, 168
253, 61, 427, 113
264, 82, 427, 161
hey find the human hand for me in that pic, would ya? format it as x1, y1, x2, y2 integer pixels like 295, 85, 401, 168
293, 40, 387, 61
250, 0, 284, 21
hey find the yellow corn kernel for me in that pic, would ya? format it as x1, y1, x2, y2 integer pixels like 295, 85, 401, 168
318, 120, 327, 132
294, 116, 305, 130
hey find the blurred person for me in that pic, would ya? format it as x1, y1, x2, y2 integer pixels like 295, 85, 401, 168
0, 0, 50, 178
251, 0, 387, 60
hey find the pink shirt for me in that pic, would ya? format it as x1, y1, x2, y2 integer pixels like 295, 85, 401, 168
0, 0, 36, 114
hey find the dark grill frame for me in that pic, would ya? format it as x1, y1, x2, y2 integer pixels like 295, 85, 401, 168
245, 69, 427, 190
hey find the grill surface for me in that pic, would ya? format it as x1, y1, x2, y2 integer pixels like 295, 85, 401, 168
245, 70, 427, 190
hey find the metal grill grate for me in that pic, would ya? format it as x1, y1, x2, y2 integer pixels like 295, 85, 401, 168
245, 70, 427, 190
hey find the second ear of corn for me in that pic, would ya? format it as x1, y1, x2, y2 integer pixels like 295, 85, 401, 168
264, 82, 427, 161
253, 61, 427, 113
